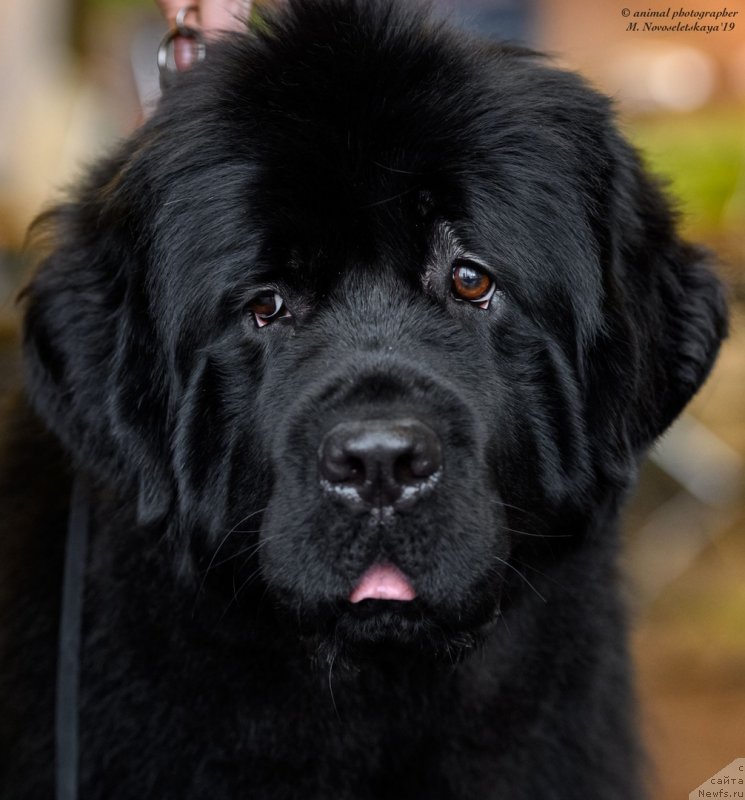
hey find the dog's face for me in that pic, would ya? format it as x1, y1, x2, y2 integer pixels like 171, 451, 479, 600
23, 1, 725, 659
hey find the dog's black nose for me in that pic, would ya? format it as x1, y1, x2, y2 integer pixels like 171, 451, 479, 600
318, 418, 442, 509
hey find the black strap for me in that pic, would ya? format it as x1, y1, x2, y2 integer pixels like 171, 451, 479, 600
55, 476, 90, 800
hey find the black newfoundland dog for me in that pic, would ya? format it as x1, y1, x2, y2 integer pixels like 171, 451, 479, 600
0, 0, 727, 797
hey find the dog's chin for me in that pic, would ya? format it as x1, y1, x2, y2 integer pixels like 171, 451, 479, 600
295, 596, 500, 671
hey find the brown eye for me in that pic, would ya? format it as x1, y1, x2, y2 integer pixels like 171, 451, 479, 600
451, 263, 496, 307
247, 292, 290, 328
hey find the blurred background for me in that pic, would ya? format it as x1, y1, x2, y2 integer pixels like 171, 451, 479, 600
0, 0, 743, 795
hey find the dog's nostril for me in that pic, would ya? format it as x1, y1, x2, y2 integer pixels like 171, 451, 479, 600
346, 456, 366, 486
317, 441, 365, 485
394, 444, 439, 485
394, 455, 417, 485
318, 418, 442, 509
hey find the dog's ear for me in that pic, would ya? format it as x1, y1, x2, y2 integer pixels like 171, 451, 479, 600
595, 134, 727, 453
641, 239, 726, 440
22, 155, 173, 524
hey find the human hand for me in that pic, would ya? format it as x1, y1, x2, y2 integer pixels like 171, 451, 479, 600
156, 0, 252, 70
156, 0, 252, 36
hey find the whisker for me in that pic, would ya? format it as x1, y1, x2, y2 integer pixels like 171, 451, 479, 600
327, 648, 341, 722
233, 563, 266, 601
499, 610, 512, 638
492, 555, 547, 603
510, 557, 569, 591
502, 526, 572, 539
205, 507, 269, 573
360, 186, 417, 209
225, 506, 270, 534
217, 562, 267, 624
371, 159, 422, 176
492, 499, 544, 523
210, 535, 276, 569
192, 506, 269, 613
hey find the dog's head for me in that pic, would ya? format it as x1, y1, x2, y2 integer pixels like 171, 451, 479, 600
23, 0, 726, 660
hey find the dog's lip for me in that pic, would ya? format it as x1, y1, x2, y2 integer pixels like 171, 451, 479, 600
348, 563, 417, 603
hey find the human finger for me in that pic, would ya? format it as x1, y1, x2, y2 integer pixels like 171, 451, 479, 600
200, 0, 252, 35
155, 0, 198, 28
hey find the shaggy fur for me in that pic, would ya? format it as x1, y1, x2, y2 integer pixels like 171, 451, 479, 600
0, 1, 726, 797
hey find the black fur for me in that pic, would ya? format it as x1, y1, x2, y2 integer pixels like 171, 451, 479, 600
1, 1, 727, 797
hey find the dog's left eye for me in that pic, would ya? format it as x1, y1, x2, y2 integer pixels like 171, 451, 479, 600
451, 262, 496, 309
247, 292, 291, 328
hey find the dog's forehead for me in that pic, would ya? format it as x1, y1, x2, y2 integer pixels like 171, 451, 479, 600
250, 185, 433, 290
219, 24, 598, 274
147, 3, 611, 338
196, 8, 490, 223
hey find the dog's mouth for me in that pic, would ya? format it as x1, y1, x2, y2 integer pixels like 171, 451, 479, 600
286, 562, 500, 667
343, 563, 434, 642
305, 596, 495, 669
338, 562, 426, 641
348, 563, 417, 604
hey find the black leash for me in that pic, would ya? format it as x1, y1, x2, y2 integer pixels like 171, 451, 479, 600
55, 476, 90, 800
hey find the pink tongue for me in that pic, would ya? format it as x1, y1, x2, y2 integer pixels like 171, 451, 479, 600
349, 564, 417, 603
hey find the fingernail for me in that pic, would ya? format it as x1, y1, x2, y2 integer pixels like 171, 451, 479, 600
173, 36, 197, 71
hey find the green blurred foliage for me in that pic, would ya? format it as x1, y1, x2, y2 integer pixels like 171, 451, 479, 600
628, 109, 745, 237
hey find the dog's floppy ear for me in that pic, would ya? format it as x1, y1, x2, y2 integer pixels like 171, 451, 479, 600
643, 239, 726, 439
22, 153, 174, 524
598, 134, 727, 452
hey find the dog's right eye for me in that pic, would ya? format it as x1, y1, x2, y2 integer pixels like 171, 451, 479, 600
247, 292, 291, 328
